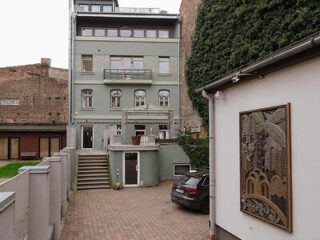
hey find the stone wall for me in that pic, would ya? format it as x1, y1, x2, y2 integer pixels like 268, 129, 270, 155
180, 0, 207, 137
0, 62, 68, 124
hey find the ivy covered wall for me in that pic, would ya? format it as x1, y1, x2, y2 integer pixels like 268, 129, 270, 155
185, 0, 320, 126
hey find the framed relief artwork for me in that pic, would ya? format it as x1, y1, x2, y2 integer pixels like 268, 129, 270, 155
240, 103, 292, 232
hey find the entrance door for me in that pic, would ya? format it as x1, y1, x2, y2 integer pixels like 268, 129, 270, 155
124, 153, 139, 186
9, 138, 19, 159
82, 126, 93, 149
0, 138, 8, 160
40, 137, 60, 158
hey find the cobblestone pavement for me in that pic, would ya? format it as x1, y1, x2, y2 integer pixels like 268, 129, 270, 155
61, 181, 209, 240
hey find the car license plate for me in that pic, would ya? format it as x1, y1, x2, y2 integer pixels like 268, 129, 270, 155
176, 188, 184, 194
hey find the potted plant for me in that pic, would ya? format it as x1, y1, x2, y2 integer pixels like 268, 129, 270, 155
131, 135, 141, 145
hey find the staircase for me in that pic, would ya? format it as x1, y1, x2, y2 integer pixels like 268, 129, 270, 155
77, 155, 110, 190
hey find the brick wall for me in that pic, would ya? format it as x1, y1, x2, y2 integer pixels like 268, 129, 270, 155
180, 0, 207, 137
0, 63, 68, 124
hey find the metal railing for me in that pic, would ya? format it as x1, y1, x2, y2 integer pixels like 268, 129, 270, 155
104, 69, 152, 80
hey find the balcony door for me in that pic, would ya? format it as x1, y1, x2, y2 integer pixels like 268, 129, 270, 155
111, 56, 143, 73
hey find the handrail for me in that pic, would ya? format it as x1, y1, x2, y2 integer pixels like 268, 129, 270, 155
104, 69, 152, 80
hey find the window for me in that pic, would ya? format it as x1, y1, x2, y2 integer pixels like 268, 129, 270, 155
91, 5, 101, 12
135, 90, 146, 106
202, 177, 209, 186
158, 30, 169, 39
111, 57, 144, 71
82, 27, 93, 36
116, 125, 122, 135
159, 90, 170, 107
103, 5, 113, 12
107, 28, 118, 37
79, 4, 89, 12
146, 30, 157, 38
159, 57, 170, 73
133, 29, 144, 38
120, 28, 132, 37
82, 89, 93, 108
81, 55, 93, 72
94, 28, 105, 37
135, 125, 146, 136
110, 90, 121, 108
159, 125, 169, 139
174, 164, 191, 176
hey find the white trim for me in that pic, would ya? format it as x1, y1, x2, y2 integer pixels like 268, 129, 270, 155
173, 163, 191, 177
122, 152, 140, 187
81, 125, 94, 150
75, 36, 180, 43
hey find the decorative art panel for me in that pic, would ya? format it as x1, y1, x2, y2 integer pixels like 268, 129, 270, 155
240, 104, 292, 232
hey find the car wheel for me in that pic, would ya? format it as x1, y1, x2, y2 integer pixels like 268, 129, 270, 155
200, 197, 209, 214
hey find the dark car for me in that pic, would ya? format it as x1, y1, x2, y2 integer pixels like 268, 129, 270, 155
171, 170, 209, 214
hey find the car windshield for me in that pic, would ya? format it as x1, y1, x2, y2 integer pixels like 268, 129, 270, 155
177, 175, 200, 186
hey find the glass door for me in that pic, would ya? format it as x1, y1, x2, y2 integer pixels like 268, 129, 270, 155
82, 126, 93, 149
124, 153, 139, 186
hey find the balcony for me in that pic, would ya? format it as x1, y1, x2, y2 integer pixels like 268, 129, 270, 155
104, 69, 152, 85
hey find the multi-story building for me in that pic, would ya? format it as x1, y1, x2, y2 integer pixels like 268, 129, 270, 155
70, 0, 181, 150
69, 0, 190, 189
0, 59, 68, 160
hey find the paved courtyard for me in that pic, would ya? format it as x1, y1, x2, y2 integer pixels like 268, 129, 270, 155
61, 181, 209, 240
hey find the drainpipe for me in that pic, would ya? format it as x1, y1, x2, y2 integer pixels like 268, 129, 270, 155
71, 13, 76, 125
68, 0, 72, 124
177, 17, 181, 134
202, 90, 216, 240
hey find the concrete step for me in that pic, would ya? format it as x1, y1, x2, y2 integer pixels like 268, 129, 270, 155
77, 181, 109, 186
78, 177, 109, 182
78, 169, 109, 174
78, 173, 109, 178
77, 185, 110, 190
78, 166, 108, 170
78, 155, 107, 160
79, 160, 107, 163
79, 163, 108, 167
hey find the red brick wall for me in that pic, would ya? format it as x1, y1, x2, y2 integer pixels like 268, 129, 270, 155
0, 64, 68, 124
180, 0, 207, 137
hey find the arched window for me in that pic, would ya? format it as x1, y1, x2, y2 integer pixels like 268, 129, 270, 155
82, 89, 93, 108
261, 183, 269, 198
110, 90, 121, 108
135, 90, 146, 106
247, 179, 254, 194
159, 90, 170, 107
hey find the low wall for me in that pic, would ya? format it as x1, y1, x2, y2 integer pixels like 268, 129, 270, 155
0, 147, 75, 240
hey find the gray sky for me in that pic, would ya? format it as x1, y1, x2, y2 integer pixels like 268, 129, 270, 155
0, 0, 181, 69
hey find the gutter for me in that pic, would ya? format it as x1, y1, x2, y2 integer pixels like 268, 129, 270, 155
202, 90, 216, 240
195, 34, 320, 94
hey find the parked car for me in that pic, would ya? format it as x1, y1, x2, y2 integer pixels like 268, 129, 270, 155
171, 170, 209, 214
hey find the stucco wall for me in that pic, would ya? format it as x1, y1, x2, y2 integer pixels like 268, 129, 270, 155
140, 151, 158, 187
158, 145, 190, 180
214, 56, 320, 240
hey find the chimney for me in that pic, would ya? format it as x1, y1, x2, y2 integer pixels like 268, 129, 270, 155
41, 58, 51, 67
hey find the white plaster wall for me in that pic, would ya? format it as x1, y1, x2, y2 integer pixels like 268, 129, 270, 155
214, 56, 320, 240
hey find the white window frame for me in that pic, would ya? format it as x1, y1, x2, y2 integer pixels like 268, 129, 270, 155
159, 57, 170, 74
81, 125, 94, 150
110, 90, 121, 108
81, 55, 93, 72
173, 164, 191, 177
122, 152, 140, 187
134, 90, 146, 107
159, 90, 170, 107
81, 89, 93, 108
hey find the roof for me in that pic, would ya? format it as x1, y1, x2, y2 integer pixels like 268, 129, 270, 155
195, 33, 320, 94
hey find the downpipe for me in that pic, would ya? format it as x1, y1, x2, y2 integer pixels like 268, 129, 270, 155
202, 90, 217, 240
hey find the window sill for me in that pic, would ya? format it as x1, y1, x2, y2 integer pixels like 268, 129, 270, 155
158, 73, 171, 77
80, 108, 95, 111
109, 108, 122, 111
80, 72, 94, 75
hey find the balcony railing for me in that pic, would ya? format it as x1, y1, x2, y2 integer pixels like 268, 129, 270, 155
104, 69, 152, 81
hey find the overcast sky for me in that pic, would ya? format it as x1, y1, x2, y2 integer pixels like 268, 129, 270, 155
0, 0, 181, 69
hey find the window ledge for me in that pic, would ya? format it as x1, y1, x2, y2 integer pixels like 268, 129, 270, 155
80, 72, 94, 75
80, 108, 95, 111
158, 73, 172, 77
109, 108, 123, 111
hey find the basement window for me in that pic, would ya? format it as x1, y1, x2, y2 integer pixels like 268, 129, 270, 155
173, 164, 191, 176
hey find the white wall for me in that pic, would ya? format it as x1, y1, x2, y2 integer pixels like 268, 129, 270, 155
214, 56, 320, 240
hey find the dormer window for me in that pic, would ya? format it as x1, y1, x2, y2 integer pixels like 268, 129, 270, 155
146, 30, 157, 38
120, 28, 132, 37
91, 5, 101, 12
103, 5, 113, 13
82, 27, 93, 36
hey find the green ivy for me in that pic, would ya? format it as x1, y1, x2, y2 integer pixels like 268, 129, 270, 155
186, 0, 320, 126
178, 135, 209, 168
